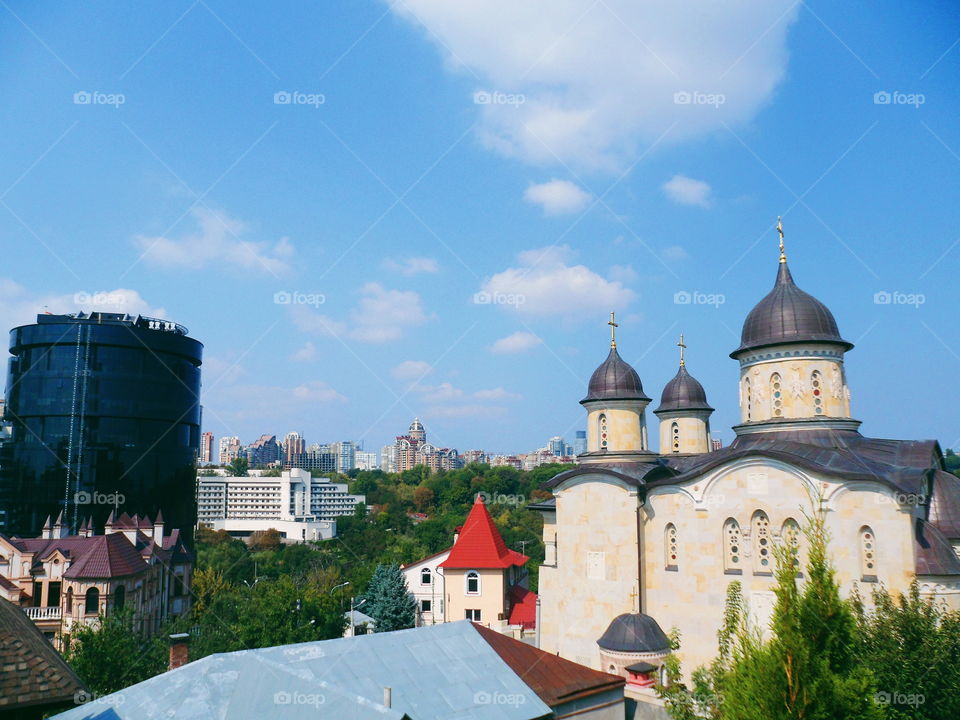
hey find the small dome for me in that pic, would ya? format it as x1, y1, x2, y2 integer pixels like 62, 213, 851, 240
597, 613, 670, 653
654, 365, 713, 414
731, 262, 852, 358
581, 347, 650, 404
409, 417, 424, 432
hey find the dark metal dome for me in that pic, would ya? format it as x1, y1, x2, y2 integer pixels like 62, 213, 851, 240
654, 365, 713, 414
597, 613, 670, 653
731, 262, 853, 357
581, 347, 650, 404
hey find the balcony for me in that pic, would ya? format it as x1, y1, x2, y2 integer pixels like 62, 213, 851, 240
24, 606, 62, 621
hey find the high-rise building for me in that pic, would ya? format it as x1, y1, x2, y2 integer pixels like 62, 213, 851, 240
548, 436, 565, 456
332, 441, 358, 473
461, 450, 487, 465
0, 312, 202, 540
380, 444, 397, 473
246, 434, 280, 467
283, 431, 305, 464
199, 431, 215, 463
355, 451, 378, 470
573, 430, 587, 457
392, 418, 461, 473
218, 436, 241, 465
711, 438, 723, 451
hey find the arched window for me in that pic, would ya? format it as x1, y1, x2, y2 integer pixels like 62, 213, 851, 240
66, 588, 74, 618
114, 584, 125, 611
752, 511, 771, 574
465, 571, 480, 595
598, 414, 608, 450
744, 377, 752, 420
670, 422, 680, 453
84, 587, 99, 615
770, 373, 783, 417
420, 568, 432, 586
811, 371, 824, 415
665, 523, 678, 570
860, 526, 877, 581
782, 518, 801, 571
723, 518, 742, 573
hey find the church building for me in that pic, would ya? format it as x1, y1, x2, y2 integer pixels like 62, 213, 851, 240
534, 230, 960, 679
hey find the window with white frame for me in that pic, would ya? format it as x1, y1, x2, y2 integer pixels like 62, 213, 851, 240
465, 609, 481, 621
420, 568, 431, 585
665, 523, 678, 570
465, 570, 480, 595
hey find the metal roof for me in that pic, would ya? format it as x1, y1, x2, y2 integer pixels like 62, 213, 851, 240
581, 347, 650, 404
597, 613, 670, 654
654, 364, 713, 413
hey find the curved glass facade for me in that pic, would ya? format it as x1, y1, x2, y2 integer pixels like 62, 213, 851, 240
0, 313, 202, 543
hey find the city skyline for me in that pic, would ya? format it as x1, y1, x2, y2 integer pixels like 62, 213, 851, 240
2, 2, 958, 453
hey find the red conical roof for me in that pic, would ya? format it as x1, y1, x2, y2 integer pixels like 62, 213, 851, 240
440, 496, 528, 569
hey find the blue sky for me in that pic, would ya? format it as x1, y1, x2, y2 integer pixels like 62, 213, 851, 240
2, 1, 959, 455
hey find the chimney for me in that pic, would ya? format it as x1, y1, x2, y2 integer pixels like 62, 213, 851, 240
383, 687, 392, 709
168, 633, 190, 671
153, 509, 165, 545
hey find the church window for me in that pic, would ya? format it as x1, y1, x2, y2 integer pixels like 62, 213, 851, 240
665, 523, 678, 570
752, 511, 771, 574
771, 373, 783, 417
860, 526, 877, 581
723, 518, 741, 573
599, 414, 608, 449
782, 518, 801, 570
744, 378, 752, 420
811, 371, 823, 415
671, 422, 680, 453
465, 571, 480, 595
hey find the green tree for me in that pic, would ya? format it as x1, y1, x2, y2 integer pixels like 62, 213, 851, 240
364, 564, 416, 632
853, 581, 960, 720
226, 456, 249, 476
65, 609, 166, 695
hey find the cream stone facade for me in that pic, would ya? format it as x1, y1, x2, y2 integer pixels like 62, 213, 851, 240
534, 249, 960, 684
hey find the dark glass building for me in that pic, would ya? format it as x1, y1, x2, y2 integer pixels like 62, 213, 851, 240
0, 312, 202, 543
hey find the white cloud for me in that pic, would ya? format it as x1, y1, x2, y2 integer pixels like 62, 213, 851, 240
524, 179, 591, 215
384, 256, 440, 275
206, 380, 345, 423
289, 342, 318, 362
479, 245, 634, 317
661, 245, 690, 261
390, 0, 799, 168
412, 382, 464, 403
608, 264, 638, 283
425, 404, 509, 419
391, 360, 434, 380
490, 331, 542, 354
291, 282, 428, 343
473, 387, 522, 401
662, 174, 712, 208
134, 208, 293, 274
291, 381, 346, 403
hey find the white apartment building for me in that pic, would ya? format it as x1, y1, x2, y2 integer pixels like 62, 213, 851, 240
355, 451, 378, 470
400, 547, 450, 626
196, 468, 364, 542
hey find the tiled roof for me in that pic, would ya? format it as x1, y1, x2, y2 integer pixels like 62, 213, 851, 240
440, 497, 528, 569
506, 586, 537, 627
473, 622, 624, 707
62, 534, 147, 579
914, 519, 960, 576
0, 597, 86, 712
400, 546, 451, 570
930, 470, 960, 540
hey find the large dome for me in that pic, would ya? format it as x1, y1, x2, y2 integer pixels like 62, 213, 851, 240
597, 613, 670, 653
731, 262, 853, 357
581, 347, 650, 404
654, 365, 713, 413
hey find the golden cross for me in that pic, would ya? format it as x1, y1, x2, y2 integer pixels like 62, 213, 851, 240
608, 311, 618, 348
628, 586, 639, 611
777, 216, 786, 263
678, 333, 686, 367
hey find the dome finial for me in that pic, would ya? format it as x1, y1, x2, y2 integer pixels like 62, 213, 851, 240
677, 333, 686, 367
608, 311, 618, 349
777, 216, 786, 263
